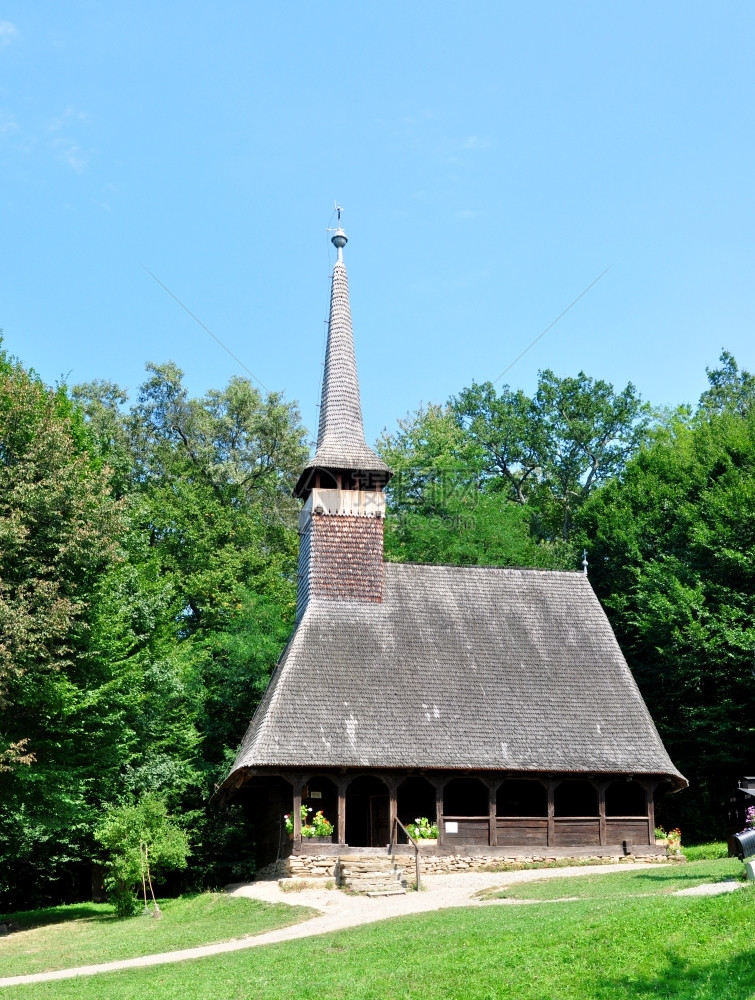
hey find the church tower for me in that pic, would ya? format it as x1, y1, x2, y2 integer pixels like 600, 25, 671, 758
293, 225, 392, 619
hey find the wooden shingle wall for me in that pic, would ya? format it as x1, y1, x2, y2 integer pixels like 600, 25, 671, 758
298, 512, 384, 616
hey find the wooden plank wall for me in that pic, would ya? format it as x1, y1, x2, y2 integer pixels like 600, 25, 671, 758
444, 816, 649, 848
553, 818, 601, 846
605, 818, 650, 843
496, 818, 548, 846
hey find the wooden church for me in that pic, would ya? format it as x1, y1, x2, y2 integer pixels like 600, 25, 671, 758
216, 225, 685, 867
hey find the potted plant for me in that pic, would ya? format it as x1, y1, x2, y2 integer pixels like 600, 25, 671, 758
665, 827, 682, 856
302, 808, 334, 843
284, 805, 315, 839
406, 817, 439, 846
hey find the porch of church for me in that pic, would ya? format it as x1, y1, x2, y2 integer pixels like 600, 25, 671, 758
239, 769, 669, 866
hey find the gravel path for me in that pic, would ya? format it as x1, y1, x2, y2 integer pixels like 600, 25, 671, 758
0, 863, 743, 988
673, 880, 743, 896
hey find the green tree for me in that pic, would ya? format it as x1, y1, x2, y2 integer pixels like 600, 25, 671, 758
578, 385, 755, 837
0, 342, 127, 908
698, 350, 755, 418
74, 363, 308, 890
94, 795, 190, 917
378, 404, 571, 567
0, 350, 308, 911
378, 368, 648, 567
453, 372, 650, 541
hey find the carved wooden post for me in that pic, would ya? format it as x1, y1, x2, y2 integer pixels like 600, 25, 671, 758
645, 780, 658, 846
597, 781, 607, 846
435, 779, 445, 847
387, 776, 398, 844
293, 781, 302, 845
488, 781, 498, 847
337, 780, 347, 846
547, 780, 556, 847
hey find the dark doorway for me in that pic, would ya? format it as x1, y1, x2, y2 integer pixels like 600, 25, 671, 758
605, 780, 646, 817
554, 780, 598, 817
497, 779, 547, 817
345, 775, 390, 847
240, 777, 292, 869
397, 776, 436, 828
443, 777, 488, 816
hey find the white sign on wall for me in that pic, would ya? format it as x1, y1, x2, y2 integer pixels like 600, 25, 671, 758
445, 821, 458, 834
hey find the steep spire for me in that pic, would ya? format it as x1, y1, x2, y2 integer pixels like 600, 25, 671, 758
294, 225, 391, 498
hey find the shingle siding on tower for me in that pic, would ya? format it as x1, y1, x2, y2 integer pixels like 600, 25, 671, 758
297, 512, 385, 620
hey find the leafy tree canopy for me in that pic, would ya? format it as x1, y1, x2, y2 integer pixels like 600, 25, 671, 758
0, 351, 308, 911
577, 355, 755, 836
378, 369, 648, 565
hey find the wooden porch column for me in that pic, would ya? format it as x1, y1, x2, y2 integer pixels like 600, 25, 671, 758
546, 780, 556, 847
387, 777, 398, 843
488, 782, 498, 847
337, 780, 347, 845
292, 781, 302, 844
597, 781, 607, 846
435, 780, 445, 847
645, 780, 658, 846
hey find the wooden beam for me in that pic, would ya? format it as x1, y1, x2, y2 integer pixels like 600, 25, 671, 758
646, 780, 659, 846
293, 782, 302, 844
337, 782, 346, 845
546, 780, 556, 847
488, 783, 498, 847
597, 781, 607, 846
387, 776, 398, 844
435, 780, 445, 847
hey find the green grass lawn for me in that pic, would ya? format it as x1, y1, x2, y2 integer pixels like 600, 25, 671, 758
1, 861, 753, 999
476, 857, 743, 901
683, 841, 730, 861
3, 887, 755, 1000
0, 893, 316, 978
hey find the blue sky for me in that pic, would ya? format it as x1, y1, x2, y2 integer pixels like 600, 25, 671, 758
1, 2, 753, 446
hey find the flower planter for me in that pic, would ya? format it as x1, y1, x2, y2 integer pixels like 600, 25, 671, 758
418, 839, 438, 848
303, 835, 333, 844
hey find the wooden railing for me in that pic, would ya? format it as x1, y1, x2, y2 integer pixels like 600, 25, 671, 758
390, 817, 421, 891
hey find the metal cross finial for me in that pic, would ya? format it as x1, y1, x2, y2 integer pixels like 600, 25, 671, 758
329, 202, 348, 261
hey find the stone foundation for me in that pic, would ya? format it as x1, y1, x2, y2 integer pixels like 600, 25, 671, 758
256, 854, 339, 880
393, 852, 673, 874
254, 849, 675, 882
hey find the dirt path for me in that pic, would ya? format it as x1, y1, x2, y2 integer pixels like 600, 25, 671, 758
0, 862, 736, 988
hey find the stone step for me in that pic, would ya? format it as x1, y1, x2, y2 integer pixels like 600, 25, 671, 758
341, 873, 401, 882
340, 859, 400, 870
336, 857, 408, 895
341, 876, 405, 885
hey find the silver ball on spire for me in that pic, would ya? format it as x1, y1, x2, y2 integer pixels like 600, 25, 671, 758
331, 228, 348, 250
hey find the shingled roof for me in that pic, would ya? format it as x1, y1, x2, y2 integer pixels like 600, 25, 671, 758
227, 563, 685, 788
294, 231, 390, 496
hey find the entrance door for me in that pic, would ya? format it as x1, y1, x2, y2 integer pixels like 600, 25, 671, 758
370, 795, 390, 846
345, 776, 390, 847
